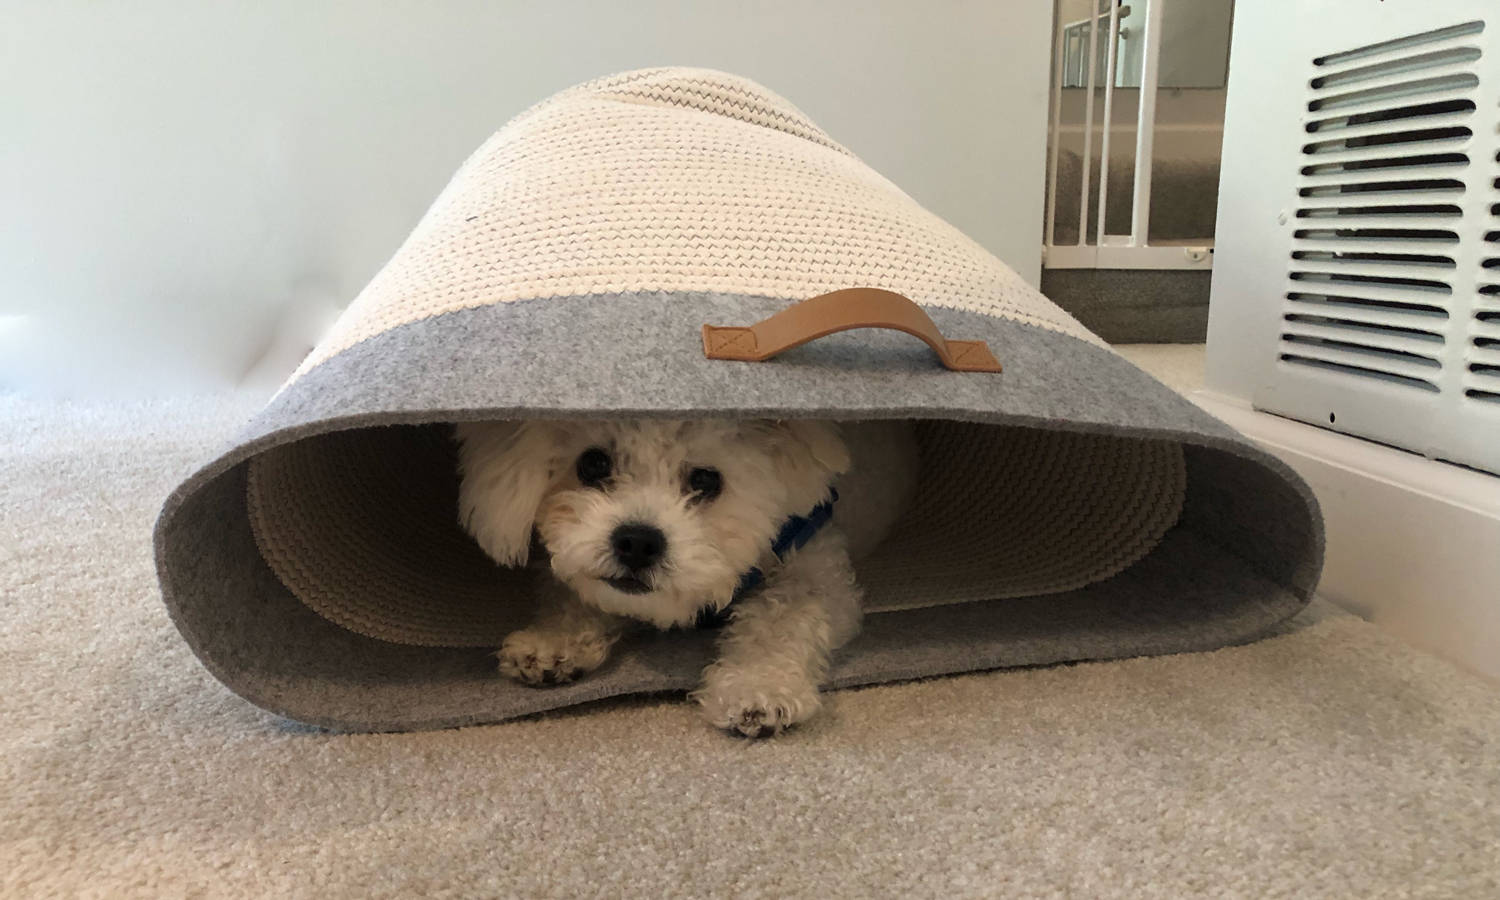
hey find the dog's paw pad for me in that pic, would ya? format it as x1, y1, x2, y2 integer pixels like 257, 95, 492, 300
496, 631, 600, 686
694, 675, 820, 738
734, 707, 782, 740
498, 652, 581, 686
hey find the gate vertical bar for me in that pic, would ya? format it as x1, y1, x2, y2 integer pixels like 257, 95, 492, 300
1077, 5, 1102, 245
1045, 4, 1068, 248
1130, 0, 1165, 245
1095, 3, 1123, 246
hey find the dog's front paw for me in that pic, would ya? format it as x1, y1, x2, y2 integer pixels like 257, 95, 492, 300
496, 628, 611, 686
692, 668, 822, 738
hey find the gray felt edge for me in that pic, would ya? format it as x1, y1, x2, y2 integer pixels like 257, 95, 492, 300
153, 291, 1323, 731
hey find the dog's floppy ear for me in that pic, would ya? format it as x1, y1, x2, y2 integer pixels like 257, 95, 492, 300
780, 420, 852, 477
755, 420, 852, 510
455, 421, 558, 567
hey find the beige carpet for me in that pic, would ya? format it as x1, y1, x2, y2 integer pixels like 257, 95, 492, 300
4, 348, 1499, 898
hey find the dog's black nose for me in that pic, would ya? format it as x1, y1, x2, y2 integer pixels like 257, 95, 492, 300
610, 523, 666, 572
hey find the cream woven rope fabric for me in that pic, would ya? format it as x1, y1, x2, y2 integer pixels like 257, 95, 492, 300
293, 68, 1098, 378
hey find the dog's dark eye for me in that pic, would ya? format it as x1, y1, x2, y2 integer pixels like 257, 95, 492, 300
687, 467, 723, 501
577, 448, 613, 488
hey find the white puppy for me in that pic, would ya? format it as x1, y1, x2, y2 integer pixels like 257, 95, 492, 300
455, 418, 870, 737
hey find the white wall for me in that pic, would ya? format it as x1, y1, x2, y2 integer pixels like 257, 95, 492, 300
0, 1, 1051, 392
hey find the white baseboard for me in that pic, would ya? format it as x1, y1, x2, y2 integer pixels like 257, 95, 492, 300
1193, 391, 1500, 683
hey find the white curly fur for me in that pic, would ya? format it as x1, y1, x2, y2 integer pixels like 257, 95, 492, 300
456, 418, 865, 737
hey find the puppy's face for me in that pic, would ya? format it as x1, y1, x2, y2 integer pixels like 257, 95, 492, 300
457, 419, 849, 628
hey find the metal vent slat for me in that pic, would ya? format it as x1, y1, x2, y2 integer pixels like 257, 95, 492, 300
1294, 202, 1463, 217
1285, 292, 1449, 320
1472, 318, 1500, 341
1282, 332, 1444, 371
1307, 73, 1480, 115
1289, 241, 1459, 259
1291, 249, 1457, 268
1292, 227, 1461, 245
1302, 122, 1472, 148
1283, 302, 1448, 329
1301, 155, 1470, 177
1279, 336, 1444, 379
1279, 353, 1441, 392
1306, 105, 1477, 139
1313, 20, 1485, 70
1283, 316, 1443, 350
1298, 161, 1478, 183
1290, 285, 1452, 313
1290, 215, 1465, 233
1298, 180, 1466, 201
1299, 133, 1472, 167
1311, 49, 1482, 91
1310, 62, 1481, 98
1289, 267, 1452, 292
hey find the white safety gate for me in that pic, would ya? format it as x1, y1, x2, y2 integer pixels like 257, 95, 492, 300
1044, 0, 1215, 271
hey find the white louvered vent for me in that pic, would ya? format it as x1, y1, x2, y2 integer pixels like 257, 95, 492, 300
1280, 21, 1482, 395
1244, 16, 1500, 475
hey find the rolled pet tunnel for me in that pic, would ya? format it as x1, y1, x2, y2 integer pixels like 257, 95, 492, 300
154, 68, 1322, 732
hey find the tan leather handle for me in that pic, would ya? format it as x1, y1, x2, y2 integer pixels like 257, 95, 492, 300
702, 288, 1002, 373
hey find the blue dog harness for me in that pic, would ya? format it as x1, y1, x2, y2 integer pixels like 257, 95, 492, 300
693, 489, 838, 629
